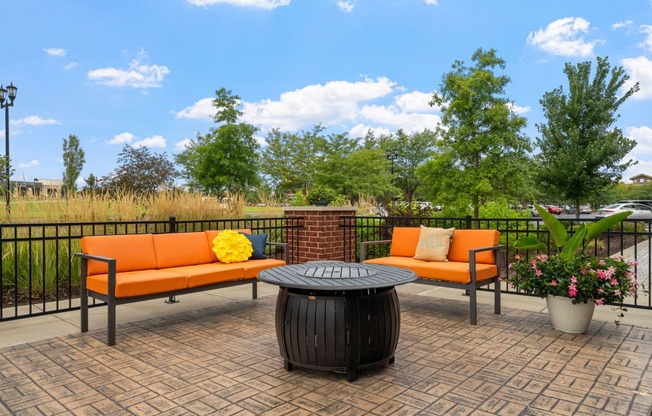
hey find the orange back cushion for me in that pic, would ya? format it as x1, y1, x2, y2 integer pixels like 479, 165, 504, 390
153, 232, 213, 268
81, 234, 157, 275
447, 229, 500, 264
204, 229, 252, 262
389, 227, 422, 257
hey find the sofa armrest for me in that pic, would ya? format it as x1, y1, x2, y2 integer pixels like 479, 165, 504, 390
468, 245, 505, 282
360, 239, 392, 261
266, 241, 289, 262
75, 252, 118, 297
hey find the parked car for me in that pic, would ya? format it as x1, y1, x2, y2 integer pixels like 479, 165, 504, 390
564, 204, 593, 214
595, 203, 652, 220
616, 200, 652, 209
545, 205, 563, 214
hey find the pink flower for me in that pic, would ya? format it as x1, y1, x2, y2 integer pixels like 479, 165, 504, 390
571, 276, 577, 284
550, 279, 557, 286
514, 254, 521, 260
599, 259, 606, 266
614, 290, 621, 297
595, 298, 605, 305
535, 269, 542, 277
568, 284, 577, 297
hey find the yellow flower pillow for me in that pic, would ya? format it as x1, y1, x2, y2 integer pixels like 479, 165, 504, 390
413, 226, 455, 261
212, 229, 253, 263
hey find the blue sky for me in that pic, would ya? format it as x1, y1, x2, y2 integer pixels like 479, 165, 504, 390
2, 0, 652, 187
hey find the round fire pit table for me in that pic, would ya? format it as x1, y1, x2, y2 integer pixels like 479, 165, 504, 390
257, 261, 416, 381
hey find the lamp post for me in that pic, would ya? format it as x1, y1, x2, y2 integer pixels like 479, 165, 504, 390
386, 149, 399, 175
0, 82, 17, 212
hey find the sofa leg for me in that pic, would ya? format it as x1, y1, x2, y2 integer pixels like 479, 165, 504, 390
108, 299, 116, 346
494, 281, 501, 315
469, 287, 478, 325
252, 281, 258, 299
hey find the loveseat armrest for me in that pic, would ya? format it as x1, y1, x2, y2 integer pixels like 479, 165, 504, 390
360, 239, 392, 261
468, 244, 506, 278
75, 252, 118, 292
266, 241, 289, 262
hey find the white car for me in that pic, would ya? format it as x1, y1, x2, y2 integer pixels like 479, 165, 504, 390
595, 203, 652, 220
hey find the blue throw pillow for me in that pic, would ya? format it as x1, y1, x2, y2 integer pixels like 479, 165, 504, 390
240, 232, 268, 259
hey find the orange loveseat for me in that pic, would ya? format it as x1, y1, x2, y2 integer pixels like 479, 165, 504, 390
76, 230, 287, 345
360, 227, 504, 325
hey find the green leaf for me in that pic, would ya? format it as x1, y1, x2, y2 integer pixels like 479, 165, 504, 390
535, 204, 567, 249
585, 211, 632, 241
559, 225, 587, 261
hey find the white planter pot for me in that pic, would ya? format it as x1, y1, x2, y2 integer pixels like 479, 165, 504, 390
545, 295, 596, 333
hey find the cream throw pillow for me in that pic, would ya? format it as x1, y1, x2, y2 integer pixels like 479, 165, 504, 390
413, 226, 455, 261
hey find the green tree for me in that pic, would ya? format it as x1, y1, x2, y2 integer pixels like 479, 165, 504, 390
536, 57, 639, 217
314, 132, 394, 200
100, 145, 177, 195
62, 134, 85, 197
378, 129, 437, 203
176, 88, 260, 196
418, 48, 531, 218
259, 125, 326, 194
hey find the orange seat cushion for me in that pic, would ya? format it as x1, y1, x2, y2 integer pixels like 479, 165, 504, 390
153, 232, 213, 269
164, 263, 246, 288
243, 259, 286, 278
205, 229, 252, 262
447, 230, 500, 264
81, 234, 157, 276
363, 256, 426, 270
389, 227, 422, 257
411, 262, 498, 284
87, 269, 187, 298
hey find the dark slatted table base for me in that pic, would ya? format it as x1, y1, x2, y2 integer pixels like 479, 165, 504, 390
275, 286, 400, 381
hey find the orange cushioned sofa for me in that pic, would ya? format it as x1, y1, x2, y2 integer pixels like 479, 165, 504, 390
360, 227, 504, 325
76, 229, 287, 345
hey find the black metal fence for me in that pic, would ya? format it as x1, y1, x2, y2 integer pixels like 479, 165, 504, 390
0, 216, 302, 321
342, 215, 652, 310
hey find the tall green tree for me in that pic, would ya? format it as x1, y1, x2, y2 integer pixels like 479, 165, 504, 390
536, 57, 639, 216
378, 129, 437, 203
418, 48, 531, 218
259, 125, 326, 194
62, 134, 85, 197
176, 88, 260, 196
100, 145, 177, 195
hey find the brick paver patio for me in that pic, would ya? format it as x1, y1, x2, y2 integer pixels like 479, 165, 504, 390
1, 293, 651, 415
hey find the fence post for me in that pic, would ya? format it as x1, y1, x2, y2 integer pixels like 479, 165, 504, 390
465, 215, 473, 229
168, 216, 177, 233
283, 206, 357, 263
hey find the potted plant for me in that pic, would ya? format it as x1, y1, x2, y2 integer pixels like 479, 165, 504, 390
505, 204, 639, 332
306, 185, 336, 206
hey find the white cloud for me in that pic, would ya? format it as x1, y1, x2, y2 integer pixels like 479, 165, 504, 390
527, 17, 600, 57
424, 0, 438, 4
133, 135, 166, 148
186, 0, 290, 9
623, 126, 652, 181
612, 20, 633, 30
109, 132, 135, 144
358, 104, 441, 133
240, 77, 396, 130
88, 51, 169, 88
336, 1, 354, 12
509, 103, 531, 115
639, 25, 652, 52
43, 47, 66, 57
13, 116, 60, 126
394, 91, 435, 113
64, 62, 78, 70
349, 124, 392, 138
18, 160, 39, 168
175, 139, 193, 151
621, 56, 652, 99
175, 78, 445, 137
174, 98, 214, 119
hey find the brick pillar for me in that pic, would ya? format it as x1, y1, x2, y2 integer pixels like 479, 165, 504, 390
283, 206, 357, 264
